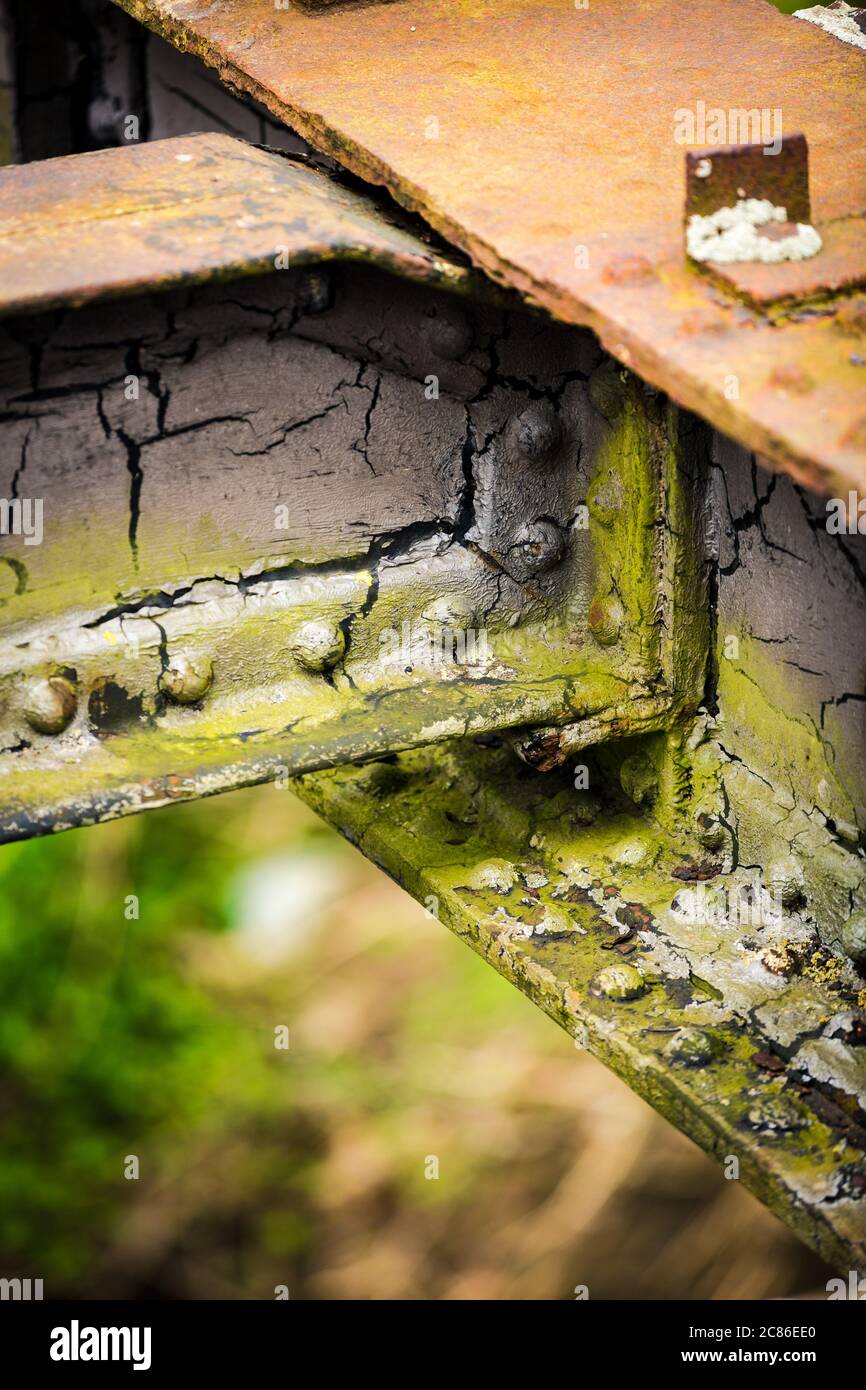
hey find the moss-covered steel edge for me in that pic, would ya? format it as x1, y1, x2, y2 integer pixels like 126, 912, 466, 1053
296, 737, 866, 1271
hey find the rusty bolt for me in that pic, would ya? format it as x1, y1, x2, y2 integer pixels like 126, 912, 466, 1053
290, 619, 346, 673
512, 519, 565, 576
766, 856, 805, 908
591, 963, 646, 1001
840, 911, 866, 969
23, 676, 77, 735
509, 401, 561, 467
663, 1027, 721, 1068
159, 653, 213, 705
587, 594, 623, 646
421, 307, 472, 360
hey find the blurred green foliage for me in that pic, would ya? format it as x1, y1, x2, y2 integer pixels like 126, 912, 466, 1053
0, 797, 321, 1288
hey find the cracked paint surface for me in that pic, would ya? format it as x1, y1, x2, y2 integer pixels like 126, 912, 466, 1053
0, 256, 700, 837
107, 0, 866, 494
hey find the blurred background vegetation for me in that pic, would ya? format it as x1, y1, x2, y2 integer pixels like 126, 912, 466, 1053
0, 780, 831, 1300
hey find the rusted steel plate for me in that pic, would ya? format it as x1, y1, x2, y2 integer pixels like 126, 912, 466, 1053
0, 132, 481, 316
685, 134, 811, 224
111, 0, 866, 496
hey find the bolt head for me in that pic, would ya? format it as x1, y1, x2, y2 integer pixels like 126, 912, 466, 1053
841, 911, 866, 969
23, 677, 77, 735
664, 1027, 721, 1068
159, 653, 213, 705
509, 401, 561, 466
290, 619, 346, 673
587, 595, 623, 646
511, 519, 565, 577
591, 963, 645, 1001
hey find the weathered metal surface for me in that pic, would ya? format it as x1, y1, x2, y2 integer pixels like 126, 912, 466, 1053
296, 735, 866, 1272
0, 132, 483, 317
110, 0, 866, 497
795, 1, 866, 52
0, 210, 706, 840
684, 135, 811, 224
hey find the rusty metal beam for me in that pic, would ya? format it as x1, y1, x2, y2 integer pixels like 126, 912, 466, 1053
0, 132, 484, 315
0, 137, 707, 840
297, 736, 866, 1273
110, 0, 866, 497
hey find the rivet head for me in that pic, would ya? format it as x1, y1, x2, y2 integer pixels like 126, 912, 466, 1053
693, 799, 727, 851
619, 751, 658, 808
421, 594, 475, 629
587, 594, 623, 646
23, 676, 77, 735
746, 1094, 806, 1134
509, 401, 561, 466
298, 267, 333, 316
664, 1027, 720, 1068
511, 519, 565, 577
159, 653, 213, 705
765, 857, 804, 908
591, 963, 646, 1001
840, 911, 866, 969
421, 307, 472, 360
290, 619, 346, 673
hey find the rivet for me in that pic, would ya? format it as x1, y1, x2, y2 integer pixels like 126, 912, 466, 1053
620, 752, 658, 808
290, 619, 346, 673
768, 364, 813, 395
693, 799, 728, 852
23, 676, 77, 735
159, 653, 213, 705
421, 594, 475, 629
587, 594, 623, 646
765, 857, 805, 908
466, 858, 519, 894
591, 963, 645, 1001
588, 359, 629, 422
663, 1028, 720, 1068
511, 519, 565, 576
298, 268, 333, 316
421, 306, 472, 360
601, 254, 654, 286
840, 911, 866, 969
509, 401, 561, 466
746, 1094, 806, 1134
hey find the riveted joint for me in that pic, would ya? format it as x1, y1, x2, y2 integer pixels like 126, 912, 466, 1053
159, 653, 214, 705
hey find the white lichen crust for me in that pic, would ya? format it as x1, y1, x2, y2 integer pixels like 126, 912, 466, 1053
686, 198, 823, 265
794, 2, 866, 52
